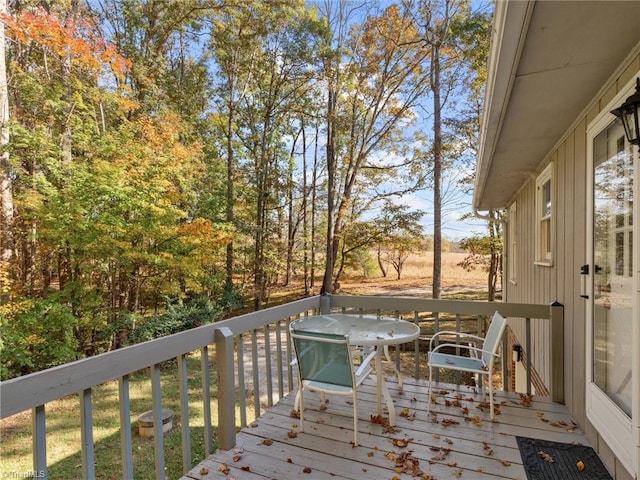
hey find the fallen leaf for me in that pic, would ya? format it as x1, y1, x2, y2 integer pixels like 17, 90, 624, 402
290, 410, 300, 419
392, 438, 413, 448
395, 451, 424, 476
447, 460, 457, 467
441, 418, 460, 427
216, 464, 228, 474
287, 431, 298, 438
538, 450, 555, 463
262, 438, 274, 446
303, 466, 312, 474
370, 414, 388, 426
577, 460, 585, 471
472, 415, 483, 427
232, 454, 242, 462
501, 460, 511, 466
241, 465, 250, 471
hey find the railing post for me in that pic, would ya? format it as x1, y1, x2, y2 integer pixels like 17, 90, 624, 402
320, 292, 331, 314
550, 302, 565, 403
32, 405, 47, 480
216, 327, 237, 450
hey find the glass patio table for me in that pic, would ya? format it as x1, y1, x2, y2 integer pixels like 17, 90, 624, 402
289, 313, 420, 426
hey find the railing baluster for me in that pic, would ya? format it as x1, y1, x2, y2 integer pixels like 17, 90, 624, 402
32, 405, 47, 480
80, 388, 95, 480
525, 317, 532, 396
502, 334, 510, 392
118, 375, 133, 480
413, 311, 421, 380
275, 320, 284, 400
200, 346, 213, 456
286, 318, 294, 392
264, 324, 273, 407
178, 354, 191, 473
236, 335, 247, 427
251, 329, 260, 419
150, 365, 165, 480
433, 312, 440, 383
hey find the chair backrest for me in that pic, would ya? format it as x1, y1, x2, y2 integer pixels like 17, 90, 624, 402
481, 311, 508, 366
291, 331, 354, 388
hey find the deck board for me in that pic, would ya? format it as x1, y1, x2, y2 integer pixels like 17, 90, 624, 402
182, 376, 591, 480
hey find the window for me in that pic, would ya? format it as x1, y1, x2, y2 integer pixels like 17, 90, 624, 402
535, 163, 553, 265
508, 202, 517, 283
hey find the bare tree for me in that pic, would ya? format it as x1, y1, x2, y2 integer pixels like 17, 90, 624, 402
0, 0, 13, 303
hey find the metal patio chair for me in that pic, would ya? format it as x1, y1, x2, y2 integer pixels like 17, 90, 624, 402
426, 310, 508, 419
291, 330, 376, 446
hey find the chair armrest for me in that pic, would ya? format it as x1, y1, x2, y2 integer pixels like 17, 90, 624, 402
354, 349, 377, 377
429, 331, 484, 351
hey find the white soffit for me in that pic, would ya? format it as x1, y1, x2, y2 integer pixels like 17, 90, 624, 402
474, 0, 640, 211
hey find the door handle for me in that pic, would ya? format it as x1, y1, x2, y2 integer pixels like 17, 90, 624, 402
580, 264, 589, 299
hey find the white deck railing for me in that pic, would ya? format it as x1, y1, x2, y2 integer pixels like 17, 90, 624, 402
0, 294, 563, 480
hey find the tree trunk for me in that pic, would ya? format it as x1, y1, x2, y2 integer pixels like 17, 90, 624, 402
431, 42, 442, 299
377, 245, 387, 277
0, 0, 13, 303
321, 86, 337, 294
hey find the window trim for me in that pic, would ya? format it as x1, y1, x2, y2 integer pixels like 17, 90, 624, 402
534, 163, 554, 266
508, 202, 517, 284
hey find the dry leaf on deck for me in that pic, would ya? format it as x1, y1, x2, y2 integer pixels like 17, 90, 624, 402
392, 438, 413, 448
538, 450, 555, 463
441, 418, 460, 427
287, 431, 298, 438
262, 438, 274, 446
370, 414, 388, 425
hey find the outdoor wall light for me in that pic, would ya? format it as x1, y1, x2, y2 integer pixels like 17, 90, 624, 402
611, 77, 640, 146
512, 344, 523, 363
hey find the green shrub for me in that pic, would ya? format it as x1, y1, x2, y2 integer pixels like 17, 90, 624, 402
1, 297, 80, 380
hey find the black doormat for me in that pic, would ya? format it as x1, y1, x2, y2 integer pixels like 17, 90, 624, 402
516, 436, 613, 480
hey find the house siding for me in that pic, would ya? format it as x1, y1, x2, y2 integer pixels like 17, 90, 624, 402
504, 52, 640, 480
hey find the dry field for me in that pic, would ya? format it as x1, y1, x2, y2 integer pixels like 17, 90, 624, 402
334, 251, 491, 299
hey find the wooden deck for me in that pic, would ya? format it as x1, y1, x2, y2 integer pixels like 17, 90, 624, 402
182, 376, 590, 480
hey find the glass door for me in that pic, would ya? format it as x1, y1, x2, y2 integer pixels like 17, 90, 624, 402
588, 110, 638, 476
592, 122, 634, 416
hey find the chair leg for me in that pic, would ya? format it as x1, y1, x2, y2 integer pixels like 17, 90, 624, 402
299, 387, 305, 433
352, 392, 358, 446
488, 372, 494, 420
426, 365, 433, 416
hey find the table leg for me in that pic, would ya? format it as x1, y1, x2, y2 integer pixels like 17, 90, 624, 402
375, 348, 396, 426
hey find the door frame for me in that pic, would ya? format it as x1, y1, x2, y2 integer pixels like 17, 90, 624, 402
586, 72, 640, 478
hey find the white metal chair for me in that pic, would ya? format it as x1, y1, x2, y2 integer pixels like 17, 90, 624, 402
426, 311, 508, 419
291, 330, 376, 446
